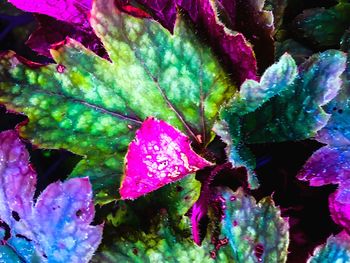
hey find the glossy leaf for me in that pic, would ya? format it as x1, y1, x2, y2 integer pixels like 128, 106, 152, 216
219, 187, 289, 263
0, 130, 102, 262
0, 0, 235, 203
308, 231, 350, 263
120, 117, 212, 199
294, 2, 350, 47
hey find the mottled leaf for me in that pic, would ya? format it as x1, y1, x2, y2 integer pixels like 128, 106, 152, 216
133, 0, 257, 84
0, 0, 235, 203
92, 212, 232, 263
120, 117, 212, 199
0, 130, 102, 262
215, 53, 297, 188
218, 51, 346, 188
308, 231, 350, 263
219, 187, 289, 263
294, 2, 350, 47
298, 51, 350, 232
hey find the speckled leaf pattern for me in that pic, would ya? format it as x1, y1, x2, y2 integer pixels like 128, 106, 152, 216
214, 53, 297, 188
92, 213, 232, 263
0, 0, 234, 204
133, 0, 257, 84
121, 118, 212, 200
219, 187, 289, 263
218, 50, 345, 189
294, 2, 350, 47
307, 231, 350, 263
0, 130, 102, 262
298, 51, 350, 232
223, 50, 346, 144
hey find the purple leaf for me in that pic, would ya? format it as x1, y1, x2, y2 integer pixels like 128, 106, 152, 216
8, 0, 92, 26
26, 15, 106, 58
298, 146, 350, 232
0, 130, 102, 261
297, 146, 350, 187
120, 117, 212, 200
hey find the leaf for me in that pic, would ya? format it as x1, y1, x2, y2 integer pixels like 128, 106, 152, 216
329, 188, 350, 232
275, 39, 313, 65
218, 187, 289, 263
92, 212, 232, 263
215, 53, 297, 188
0, 130, 103, 262
297, 52, 350, 232
0, 0, 235, 204
218, 51, 346, 188
132, 0, 257, 84
294, 2, 350, 47
26, 14, 106, 58
121, 117, 212, 200
215, 0, 275, 70
307, 231, 350, 263
8, 0, 92, 26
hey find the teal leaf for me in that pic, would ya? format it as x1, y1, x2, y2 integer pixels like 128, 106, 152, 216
308, 231, 350, 263
218, 187, 289, 263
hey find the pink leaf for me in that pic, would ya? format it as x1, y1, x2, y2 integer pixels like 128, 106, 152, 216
8, 0, 92, 26
120, 117, 212, 200
329, 188, 350, 232
0, 130, 102, 261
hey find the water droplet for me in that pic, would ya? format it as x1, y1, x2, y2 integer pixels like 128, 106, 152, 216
56, 64, 66, 73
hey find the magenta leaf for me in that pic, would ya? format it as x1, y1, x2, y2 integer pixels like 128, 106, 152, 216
329, 187, 350, 232
0, 130, 102, 262
8, 0, 92, 26
120, 117, 212, 200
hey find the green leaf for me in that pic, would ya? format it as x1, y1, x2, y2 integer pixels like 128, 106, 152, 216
294, 2, 350, 47
218, 187, 289, 263
217, 51, 346, 184
0, 0, 235, 204
214, 53, 297, 188
92, 212, 232, 263
107, 174, 201, 228
308, 231, 350, 263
